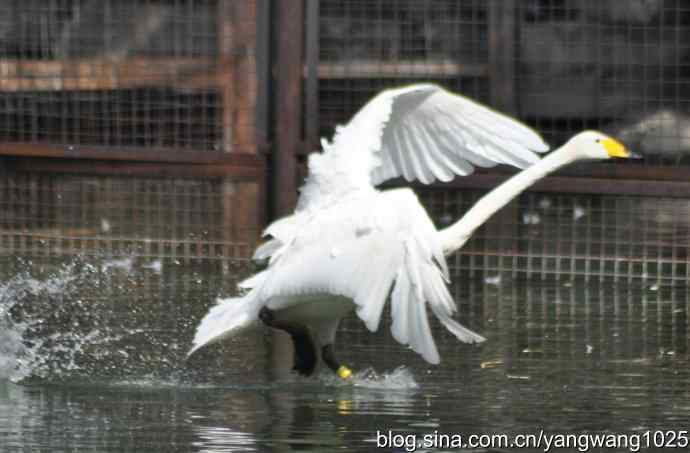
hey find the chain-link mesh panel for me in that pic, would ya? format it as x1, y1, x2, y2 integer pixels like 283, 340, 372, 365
418, 187, 690, 282
313, 0, 690, 279
521, 0, 690, 167
0, 0, 222, 151
0, 172, 259, 260
318, 0, 489, 138
317, 0, 690, 165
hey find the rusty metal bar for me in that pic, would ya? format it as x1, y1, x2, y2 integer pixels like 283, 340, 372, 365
217, 0, 236, 152
315, 61, 488, 79
549, 163, 690, 181
223, 0, 259, 152
415, 173, 690, 199
0, 142, 263, 163
464, 163, 690, 183
272, 0, 303, 218
8, 156, 265, 179
0, 57, 218, 92
304, 0, 320, 146
255, 0, 271, 147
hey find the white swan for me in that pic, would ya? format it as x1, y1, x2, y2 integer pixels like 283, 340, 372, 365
188, 84, 635, 379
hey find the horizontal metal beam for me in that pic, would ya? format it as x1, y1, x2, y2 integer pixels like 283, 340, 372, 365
0, 142, 265, 164
7, 156, 265, 179
484, 162, 690, 182
314, 60, 488, 79
416, 173, 690, 198
0, 57, 220, 92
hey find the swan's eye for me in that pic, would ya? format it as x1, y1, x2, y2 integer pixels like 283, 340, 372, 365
595, 139, 600, 143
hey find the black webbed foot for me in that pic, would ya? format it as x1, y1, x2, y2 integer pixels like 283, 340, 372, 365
259, 307, 317, 376
291, 331, 317, 376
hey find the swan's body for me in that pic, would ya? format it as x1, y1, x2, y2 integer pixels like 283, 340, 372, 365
188, 84, 633, 377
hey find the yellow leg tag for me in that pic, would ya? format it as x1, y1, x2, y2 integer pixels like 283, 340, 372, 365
337, 365, 352, 380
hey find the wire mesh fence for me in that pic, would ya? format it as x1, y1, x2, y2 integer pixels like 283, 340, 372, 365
418, 188, 690, 282
0, 89, 222, 150
2, 0, 690, 281
0, 1, 262, 261
315, 0, 690, 166
521, 0, 690, 167
317, 0, 489, 138
0, 0, 226, 152
311, 0, 690, 281
319, 0, 487, 64
0, 172, 260, 261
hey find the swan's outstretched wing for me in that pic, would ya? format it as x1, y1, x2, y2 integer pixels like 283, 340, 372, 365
251, 189, 484, 364
297, 84, 549, 210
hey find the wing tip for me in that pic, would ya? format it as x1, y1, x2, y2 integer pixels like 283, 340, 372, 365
533, 140, 550, 153
426, 353, 441, 365
469, 333, 487, 344
185, 343, 204, 360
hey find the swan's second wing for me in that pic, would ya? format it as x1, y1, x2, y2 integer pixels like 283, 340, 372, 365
298, 84, 549, 212
371, 84, 549, 184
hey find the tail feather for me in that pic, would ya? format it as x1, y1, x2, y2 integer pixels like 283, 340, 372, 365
187, 291, 264, 358
430, 304, 486, 344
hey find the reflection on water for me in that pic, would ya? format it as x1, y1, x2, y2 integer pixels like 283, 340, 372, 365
1, 255, 690, 452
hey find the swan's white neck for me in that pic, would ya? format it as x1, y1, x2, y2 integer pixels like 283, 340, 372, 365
438, 145, 578, 255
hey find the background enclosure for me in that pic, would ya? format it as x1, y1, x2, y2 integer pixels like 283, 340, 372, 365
1, 0, 690, 283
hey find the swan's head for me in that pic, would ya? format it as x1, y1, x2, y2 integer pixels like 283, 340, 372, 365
567, 130, 641, 160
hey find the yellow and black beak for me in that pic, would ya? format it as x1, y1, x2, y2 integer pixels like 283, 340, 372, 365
602, 137, 642, 159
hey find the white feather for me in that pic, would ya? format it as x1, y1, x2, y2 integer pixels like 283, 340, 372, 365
188, 83, 558, 366
187, 291, 263, 357
295, 84, 548, 213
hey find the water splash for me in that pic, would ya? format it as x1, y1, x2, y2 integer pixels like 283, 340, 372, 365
0, 258, 173, 383
322, 366, 419, 390
0, 266, 78, 381
100, 257, 134, 273
351, 366, 419, 390
142, 259, 163, 274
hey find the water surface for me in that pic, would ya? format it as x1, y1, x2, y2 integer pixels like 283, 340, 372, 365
1, 255, 688, 452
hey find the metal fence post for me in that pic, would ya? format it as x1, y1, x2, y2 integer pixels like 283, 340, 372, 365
272, 0, 304, 219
